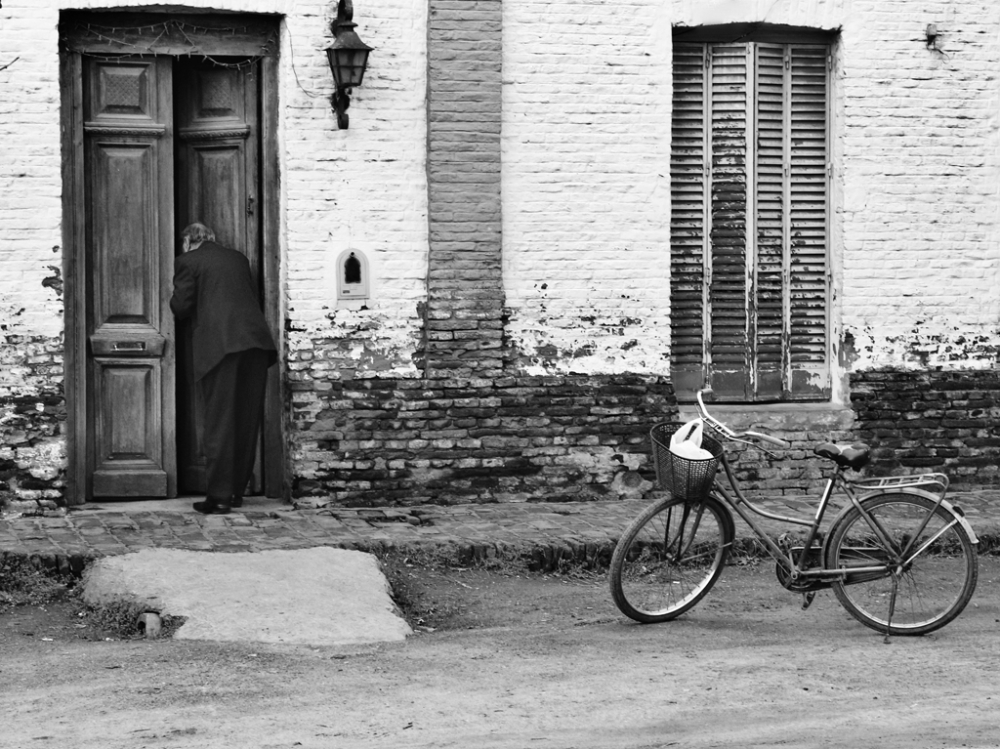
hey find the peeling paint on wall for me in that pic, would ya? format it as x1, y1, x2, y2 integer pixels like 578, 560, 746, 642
505, 300, 672, 377
843, 323, 1000, 371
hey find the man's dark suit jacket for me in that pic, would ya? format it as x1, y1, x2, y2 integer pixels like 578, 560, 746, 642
169, 241, 277, 381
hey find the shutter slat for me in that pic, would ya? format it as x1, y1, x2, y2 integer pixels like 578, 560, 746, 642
753, 43, 786, 387
786, 44, 829, 395
708, 43, 750, 396
670, 43, 707, 373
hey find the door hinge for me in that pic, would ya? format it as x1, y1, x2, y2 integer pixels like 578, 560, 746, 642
247, 195, 255, 215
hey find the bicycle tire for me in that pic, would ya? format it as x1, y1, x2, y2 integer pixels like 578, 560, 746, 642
609, 494, 734, 624
825, 492, 978, 636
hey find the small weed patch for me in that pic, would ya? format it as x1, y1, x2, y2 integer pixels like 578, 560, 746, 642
0, 556, 75, 610
372, 548, 466, 627
1, 555, 185, 639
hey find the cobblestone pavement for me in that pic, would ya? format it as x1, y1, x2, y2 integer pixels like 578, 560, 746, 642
3, 489, 999, 575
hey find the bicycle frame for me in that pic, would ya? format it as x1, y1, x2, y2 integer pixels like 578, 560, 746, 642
707, 446, 977, 586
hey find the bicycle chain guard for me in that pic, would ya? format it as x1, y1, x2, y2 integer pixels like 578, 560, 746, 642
774, 546, 833, 593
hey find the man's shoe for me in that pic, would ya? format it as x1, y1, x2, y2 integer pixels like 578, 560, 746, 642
193, 499, 231, 515
231, 496, 243, 508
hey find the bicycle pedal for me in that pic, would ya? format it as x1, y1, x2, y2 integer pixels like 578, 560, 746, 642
801, 591, 816, 610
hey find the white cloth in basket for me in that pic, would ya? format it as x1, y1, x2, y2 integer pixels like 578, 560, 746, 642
669, 419, 715, 461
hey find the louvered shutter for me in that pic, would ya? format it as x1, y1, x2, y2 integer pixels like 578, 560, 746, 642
753, 43, 787, 399
670, 38, 831, 402
707, 44, 751, 400
786, 45, 830, 398
669, 43, 709, 397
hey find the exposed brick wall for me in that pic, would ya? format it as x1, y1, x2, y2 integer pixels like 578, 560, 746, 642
0, 391, 66, 502
679, 368, 1000, 495
291, 374, 677, 505
676, 403, 858, 497
850, 369, 1000, 487
424, 0, 504, 378
0, 334, 66, 502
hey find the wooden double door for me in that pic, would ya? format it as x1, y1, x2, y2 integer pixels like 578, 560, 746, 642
62, 16, 281, 502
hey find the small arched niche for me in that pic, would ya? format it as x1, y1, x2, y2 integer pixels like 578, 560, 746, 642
336, 249, 370, 302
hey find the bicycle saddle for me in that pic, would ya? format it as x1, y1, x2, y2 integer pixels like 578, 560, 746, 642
813, 442, 871, 471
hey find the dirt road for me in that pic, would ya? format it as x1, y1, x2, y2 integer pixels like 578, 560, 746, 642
3, 559, 999, 748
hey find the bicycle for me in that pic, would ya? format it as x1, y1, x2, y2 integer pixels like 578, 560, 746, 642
609, 391, 979, 638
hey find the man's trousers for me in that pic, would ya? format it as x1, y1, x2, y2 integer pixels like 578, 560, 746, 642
197, 348, 271, 501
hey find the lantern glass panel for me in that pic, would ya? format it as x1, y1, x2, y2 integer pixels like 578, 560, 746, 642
328, 48, 369, 89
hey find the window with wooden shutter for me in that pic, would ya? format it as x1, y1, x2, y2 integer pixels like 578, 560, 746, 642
670, 29, 833, 403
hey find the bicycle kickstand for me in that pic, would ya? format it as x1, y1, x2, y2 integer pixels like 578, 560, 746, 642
883, 575, 899, 645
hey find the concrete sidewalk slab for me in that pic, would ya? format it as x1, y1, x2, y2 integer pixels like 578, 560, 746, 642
80, 547, 412, 647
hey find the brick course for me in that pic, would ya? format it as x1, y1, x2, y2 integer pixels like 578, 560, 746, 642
291, 374, 676, 505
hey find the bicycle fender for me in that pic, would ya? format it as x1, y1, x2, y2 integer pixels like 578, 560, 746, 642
855, 487, 980, 545
940, 498, 979, 544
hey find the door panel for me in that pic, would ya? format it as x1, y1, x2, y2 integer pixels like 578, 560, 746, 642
175, 58, 262, 493
176, 61, 258, 265
91, 361, 166, 496
84, 57, 176, 497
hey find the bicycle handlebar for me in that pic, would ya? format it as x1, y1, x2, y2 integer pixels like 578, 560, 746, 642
695, 390, 792, 449
743, 430, 791, 448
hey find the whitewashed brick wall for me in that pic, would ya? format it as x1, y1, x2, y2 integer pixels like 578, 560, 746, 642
836, 0, 1000, 372
0, 0, 429, 393
279, 0, 429, 379
4, 0, 1000, 390
0, 1, 64, 397
502, 0, 674, 376
503, 0, 1000, 382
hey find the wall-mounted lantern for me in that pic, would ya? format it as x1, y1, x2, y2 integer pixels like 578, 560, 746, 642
325, 0, 373, 129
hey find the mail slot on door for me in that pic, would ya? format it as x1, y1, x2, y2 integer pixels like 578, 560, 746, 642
115, 341, 145, 352
89, 333, 166, 357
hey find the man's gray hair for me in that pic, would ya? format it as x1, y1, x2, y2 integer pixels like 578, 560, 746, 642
182, 223, 216, 250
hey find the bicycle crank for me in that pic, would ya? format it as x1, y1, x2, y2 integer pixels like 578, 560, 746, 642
774, 561, 832, 593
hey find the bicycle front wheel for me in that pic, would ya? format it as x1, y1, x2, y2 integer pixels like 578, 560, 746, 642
826, 492, 978, 636
609, 494, 734, 624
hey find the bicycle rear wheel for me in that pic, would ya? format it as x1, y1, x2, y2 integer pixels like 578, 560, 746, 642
826, 492, 978, 636
609, 494, 734, 623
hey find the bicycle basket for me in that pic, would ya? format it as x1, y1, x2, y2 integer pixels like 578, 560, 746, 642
649, 422, 723, 501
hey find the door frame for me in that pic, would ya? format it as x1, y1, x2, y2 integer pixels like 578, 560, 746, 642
60, 11, 284, 504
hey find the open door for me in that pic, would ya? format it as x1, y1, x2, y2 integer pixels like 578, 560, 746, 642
174, 57, 263, 495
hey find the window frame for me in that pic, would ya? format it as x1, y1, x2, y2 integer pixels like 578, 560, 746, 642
670, 26, 837, 404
